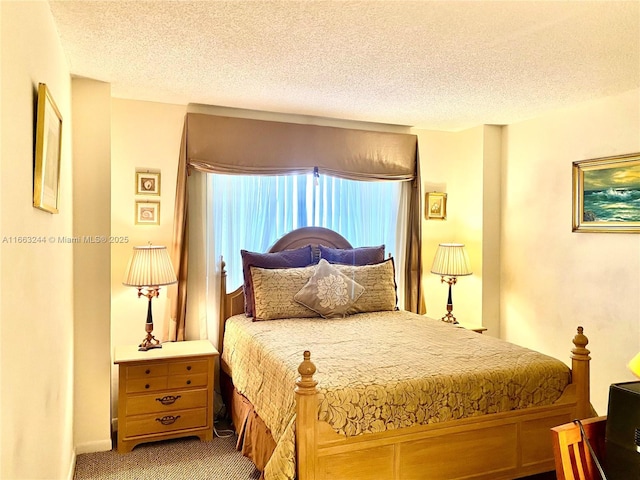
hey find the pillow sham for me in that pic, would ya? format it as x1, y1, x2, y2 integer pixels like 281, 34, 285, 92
250, 264, 319, 321
241, 245, 314, 317
334, 258, 397, 314
318, 244, 385, 266
294, 259, 365, 318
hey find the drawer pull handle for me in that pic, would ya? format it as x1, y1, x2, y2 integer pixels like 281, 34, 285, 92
145, 369, 151, 375
156, 395, 181, 406
145, 384, 150, 389
156, 415, 180, 426
186, 380, 192, 385
187, 366, 192, 371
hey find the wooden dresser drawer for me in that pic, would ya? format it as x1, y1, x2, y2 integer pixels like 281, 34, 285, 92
169, 359, 209, 375
123, 407, 208, 437
126, 376, 169, 393
126, 388, 208, 416
126, 363, 169, 379
168, 372, 209, 389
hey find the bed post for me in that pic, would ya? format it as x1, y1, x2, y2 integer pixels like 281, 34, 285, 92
571, 326, 591, 419
296, 351, 318, 480
218, 257, 228, 355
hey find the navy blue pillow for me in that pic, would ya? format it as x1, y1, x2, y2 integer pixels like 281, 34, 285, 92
318, 244, 385, 266
241, 245, 313, 316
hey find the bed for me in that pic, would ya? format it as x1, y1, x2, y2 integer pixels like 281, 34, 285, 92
218, 227, 592, 480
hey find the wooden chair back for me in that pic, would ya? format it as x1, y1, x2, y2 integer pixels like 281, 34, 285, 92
551, 416, 607, 480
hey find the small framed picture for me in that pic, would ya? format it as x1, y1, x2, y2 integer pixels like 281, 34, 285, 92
33, 83, 63, 214
135, 201, 160, 225
426, 192, 447, 220
136, 171, 160, 196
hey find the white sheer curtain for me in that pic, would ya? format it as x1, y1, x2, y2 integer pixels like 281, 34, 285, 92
184, 172, 216, 342
188, 172, 407, 347
394, 181, 412, 311
314, 175, 403, 257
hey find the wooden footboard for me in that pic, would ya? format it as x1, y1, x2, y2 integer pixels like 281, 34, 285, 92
295, 328, 591, 480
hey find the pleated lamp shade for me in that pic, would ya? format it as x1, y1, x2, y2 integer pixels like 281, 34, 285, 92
431, 243, 472, 277
123, 245, 177, 287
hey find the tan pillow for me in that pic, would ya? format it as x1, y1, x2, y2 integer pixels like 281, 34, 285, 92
294, 259, 365, 318
250, 264, 319, 320
334, 258, 397, 314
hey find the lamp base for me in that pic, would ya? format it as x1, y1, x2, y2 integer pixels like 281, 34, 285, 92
440, 280, 459, 324
440, 302, 458, 324
139, 334, 162, 352
441, 312, 458, 324
139, 299, 161, 351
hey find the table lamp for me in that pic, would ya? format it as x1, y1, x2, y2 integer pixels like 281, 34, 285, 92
123, 244, 177, 351
430, 243, 472, 324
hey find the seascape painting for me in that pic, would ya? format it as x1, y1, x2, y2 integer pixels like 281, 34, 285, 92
573, 153, 640, 233
583, 164, 640, 222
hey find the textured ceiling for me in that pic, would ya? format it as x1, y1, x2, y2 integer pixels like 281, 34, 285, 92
48, 0, 639, 131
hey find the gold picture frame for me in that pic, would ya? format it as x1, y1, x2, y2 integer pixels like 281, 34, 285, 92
135, 171, 161, 196
572, 152, 640, 233
33, 83, 63, 213
135, 201, 160, 225
426, 192, 447, 220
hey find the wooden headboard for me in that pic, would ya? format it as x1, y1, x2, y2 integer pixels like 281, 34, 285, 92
217, 227, 352, 352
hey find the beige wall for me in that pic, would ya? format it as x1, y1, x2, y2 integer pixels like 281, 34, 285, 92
501, 88, 640, 415
417, 126, 495, 331
110, 98, 186, 414
0, 0, 3, 464
481, 126, 502, 335
0, 2, 75, 478
72, 78, 113, 454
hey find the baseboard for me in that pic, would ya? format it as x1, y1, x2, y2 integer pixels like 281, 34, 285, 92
66, 450, 76, 480
75, 438, 113, 455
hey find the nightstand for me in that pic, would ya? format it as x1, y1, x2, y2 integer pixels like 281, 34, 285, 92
114, 340, 218, 453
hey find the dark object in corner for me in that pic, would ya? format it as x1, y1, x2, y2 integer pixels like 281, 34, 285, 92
605, 381, 640, 480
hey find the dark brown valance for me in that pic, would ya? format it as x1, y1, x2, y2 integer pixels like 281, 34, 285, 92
166, 113, 423, 343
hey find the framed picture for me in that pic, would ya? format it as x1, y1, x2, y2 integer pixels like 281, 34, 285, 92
33, 83, 63, 213
426, 192, 447, 220
135, 201, 160, 225
572, 152, 640, 233
136, 171, 161, 195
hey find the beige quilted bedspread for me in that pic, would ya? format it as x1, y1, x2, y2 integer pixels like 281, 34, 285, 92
221, 310, 570, 480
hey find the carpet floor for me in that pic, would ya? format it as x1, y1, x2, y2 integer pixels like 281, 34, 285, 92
74, 426, 556, 480
73, 426, 261, 480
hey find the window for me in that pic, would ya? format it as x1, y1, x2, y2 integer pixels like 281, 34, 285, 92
209, 173, 404, 291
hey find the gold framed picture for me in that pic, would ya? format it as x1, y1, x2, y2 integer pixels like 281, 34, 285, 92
136, 171, 161, 196
33, 83, 63, 213
135, 201, 160, 225
426, 192, 447, 220
572, 152, 640, 233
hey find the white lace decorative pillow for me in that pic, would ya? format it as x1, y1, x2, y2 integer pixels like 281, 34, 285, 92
294, 259, 365, 318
